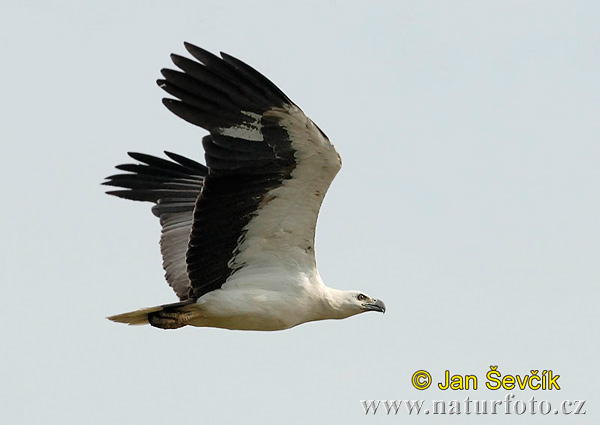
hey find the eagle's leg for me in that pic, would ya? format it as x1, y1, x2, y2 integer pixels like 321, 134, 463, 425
148, 311, 189, 329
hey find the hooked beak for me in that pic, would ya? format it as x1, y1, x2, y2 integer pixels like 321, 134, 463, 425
365, 299, 386, 314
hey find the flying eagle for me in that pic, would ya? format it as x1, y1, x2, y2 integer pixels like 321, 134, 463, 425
104, 43, 385, 330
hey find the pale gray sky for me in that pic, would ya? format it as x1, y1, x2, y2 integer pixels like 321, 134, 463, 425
1, 1, 599, 424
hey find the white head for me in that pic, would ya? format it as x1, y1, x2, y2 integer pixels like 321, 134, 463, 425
324, 289, 386, 319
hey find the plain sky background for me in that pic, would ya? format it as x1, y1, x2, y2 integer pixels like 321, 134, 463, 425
1, 1, 599, 424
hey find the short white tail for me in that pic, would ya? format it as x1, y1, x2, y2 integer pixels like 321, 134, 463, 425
107, 305, 165, 325
107, 300, 196, 327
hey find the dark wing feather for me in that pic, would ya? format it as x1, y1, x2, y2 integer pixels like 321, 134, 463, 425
103, 152, 206, 300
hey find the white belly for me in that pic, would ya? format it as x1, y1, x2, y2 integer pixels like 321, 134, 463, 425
185, 287, 321, 331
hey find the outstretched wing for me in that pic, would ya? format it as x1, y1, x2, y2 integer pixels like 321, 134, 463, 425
159, 43, 342, 300
103, 152, 207, 301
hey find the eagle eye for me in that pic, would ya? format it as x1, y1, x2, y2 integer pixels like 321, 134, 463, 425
357, 293, 367, 301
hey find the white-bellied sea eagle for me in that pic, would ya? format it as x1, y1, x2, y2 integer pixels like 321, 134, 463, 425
104, 42, 386, 330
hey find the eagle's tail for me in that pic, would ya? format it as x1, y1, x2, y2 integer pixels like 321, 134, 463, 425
107, 300, 197, 329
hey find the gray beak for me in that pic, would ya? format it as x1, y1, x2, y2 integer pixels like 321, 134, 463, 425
366, 299, 386, 313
